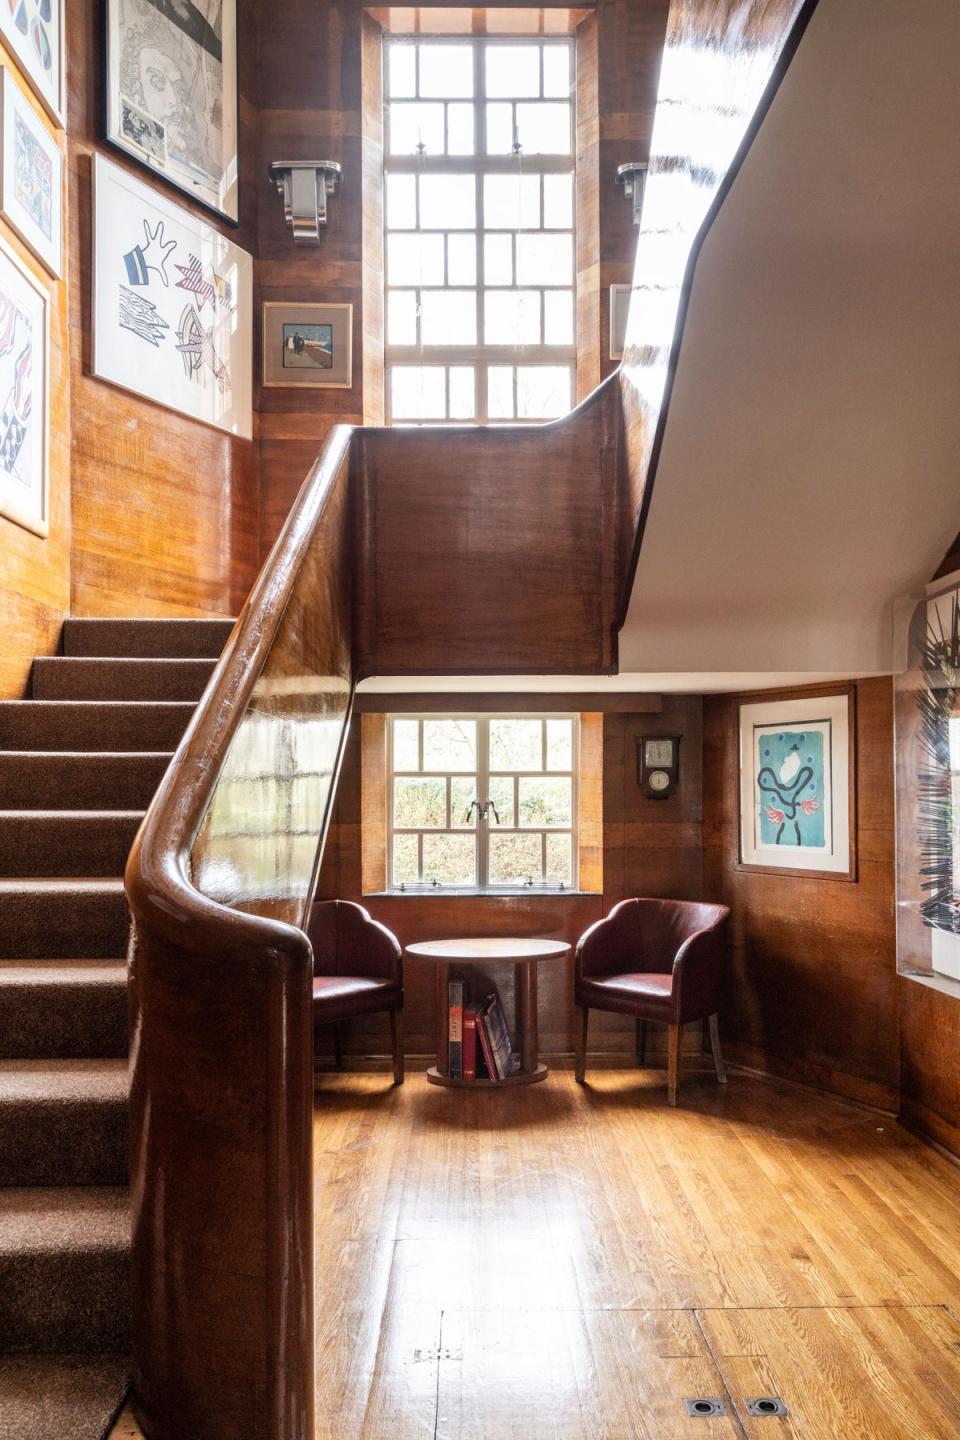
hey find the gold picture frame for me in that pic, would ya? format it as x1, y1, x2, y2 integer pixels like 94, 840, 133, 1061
262, 302, 353, 389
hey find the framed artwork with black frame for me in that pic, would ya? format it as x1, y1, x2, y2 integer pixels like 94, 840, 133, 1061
103, 0, 239, 225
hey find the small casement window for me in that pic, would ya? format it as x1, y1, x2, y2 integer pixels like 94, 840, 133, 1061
387, 714, 578, 890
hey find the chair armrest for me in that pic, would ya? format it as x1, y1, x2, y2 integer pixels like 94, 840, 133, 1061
357, 915, 403, 982
575, 900, 636, 979
672, 918, 727, 1020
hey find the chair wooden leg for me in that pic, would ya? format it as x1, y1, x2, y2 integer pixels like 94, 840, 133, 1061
635, 1019, 647, 1067
390, 1009, 404, 1087
333, 1022, 343, 1069
667, 1023, 680, 1106
575, 1006, 588, 1084
708, 1012, 727, 1085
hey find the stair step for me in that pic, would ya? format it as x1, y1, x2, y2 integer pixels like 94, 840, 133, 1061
0, 701, 194, 753
0, 1187, 129, 1352
0, 1060, 128, 1185
0, 879, 129, 959
0, 961, 127, 1059
62, 616, 234, 659
0, 752, 171, 810
0, 812, 143, 878
32, 658, 215, 702
0, 1353, 129, 1440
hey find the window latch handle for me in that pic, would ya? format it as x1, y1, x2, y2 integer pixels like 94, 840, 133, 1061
463, 798, 481, 824
481, 800, 501, 825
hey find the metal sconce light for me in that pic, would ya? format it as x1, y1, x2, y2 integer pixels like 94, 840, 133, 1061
616, 163, 648, 226
268, 161, 343, 242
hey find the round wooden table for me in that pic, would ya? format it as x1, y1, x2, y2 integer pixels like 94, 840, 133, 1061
405, 937, 571, 1088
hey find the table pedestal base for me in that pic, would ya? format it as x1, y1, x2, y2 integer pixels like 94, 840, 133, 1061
425, 1063, 548, 1089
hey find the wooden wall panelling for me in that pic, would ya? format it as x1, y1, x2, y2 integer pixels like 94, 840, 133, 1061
899, 979, 960, 1160
0, 48, 70, 697
702, 678, 899, 1111
66, 0, 260, 620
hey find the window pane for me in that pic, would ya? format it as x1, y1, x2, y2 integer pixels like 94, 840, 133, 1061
394, 776, 446, 827
546, 719, 573, 771
421, 290, 477, 346
519, 776, 572, 827
388, 232, 444, 286
393, 718, 420, 771
423, 833, 476, 886
449, 366, 476, 420
420, 43, 473, 98
516, 233, 572, 286
543, 173, 573, 229
390, 101, 445, 156
515, 103, 571, 156
490, 719, 542, 770
485, 44, 540, 98
484, 175, 540, 231
447, 233, 477, 285
386, 173, 417, 229
420, 174, 476, 229
487, 366, 514, 419
545, 833, 572, 886
544, 290, 574, 346
452, 776, 478, 827
484, 234, 513, 286
489, 832, 542, 886
391, 367, 447, 420
542, 46, 571, 99
423, 718, 476, 771
387, 290, 418, 346
393, 833, 419, 886
488, 775, 515, 827
447, 102, 475, 155
484, 291, 541, 346
516, 366, 571, 419
485, 101, 515, 155
389, 45, 416, 99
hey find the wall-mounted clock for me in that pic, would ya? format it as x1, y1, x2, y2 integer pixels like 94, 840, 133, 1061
636, 735, 681, 800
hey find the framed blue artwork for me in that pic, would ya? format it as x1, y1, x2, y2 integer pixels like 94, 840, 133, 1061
738, 688, 855, 879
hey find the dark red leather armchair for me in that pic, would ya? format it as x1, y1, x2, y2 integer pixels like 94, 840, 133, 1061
307, 900, 404, 1085
574, 898, 730, 1105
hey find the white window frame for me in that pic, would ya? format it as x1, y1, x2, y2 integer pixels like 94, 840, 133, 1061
387, 713, 580, 891
383, 35, 577, 425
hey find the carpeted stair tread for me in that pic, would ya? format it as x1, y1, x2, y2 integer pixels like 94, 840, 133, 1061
0, 963, 127, 1056
0, 700, 194, 752
32, 658, 215, 702
0, 1060, 129, 1185
0, 879, 130, 959
0, 1354, 129, 1440
0, 813, 143, 878
63, 616, 234, 658
0, 1188, 129, 1353
0, 752, 172, 810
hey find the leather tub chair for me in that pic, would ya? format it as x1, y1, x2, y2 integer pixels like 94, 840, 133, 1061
574, 897, 730, 1105
307, 900, 404, 1085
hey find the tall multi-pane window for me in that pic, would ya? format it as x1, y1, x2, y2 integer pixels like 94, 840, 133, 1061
383, 38, 576, 425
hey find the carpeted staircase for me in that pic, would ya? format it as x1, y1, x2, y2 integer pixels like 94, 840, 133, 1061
0, 618, 232, 1440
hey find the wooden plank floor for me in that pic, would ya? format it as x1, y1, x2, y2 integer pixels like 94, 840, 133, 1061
112, 1066, 960, 1438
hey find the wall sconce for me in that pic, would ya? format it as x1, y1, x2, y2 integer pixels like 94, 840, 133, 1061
268, 161, 343, 242
616, 163, 648, 226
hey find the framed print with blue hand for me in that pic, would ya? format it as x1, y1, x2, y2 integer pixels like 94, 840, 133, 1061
738, 687, 855, 880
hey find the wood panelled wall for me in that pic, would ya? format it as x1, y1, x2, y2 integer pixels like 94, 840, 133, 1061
703, 679, 900, 1113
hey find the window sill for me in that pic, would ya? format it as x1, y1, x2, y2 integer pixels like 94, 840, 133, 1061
364, 889, 601, 900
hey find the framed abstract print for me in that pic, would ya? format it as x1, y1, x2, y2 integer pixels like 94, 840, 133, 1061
0, 234, 48, 535
0, 0, 64, 127
738, 688, 855, 880
104, 0, 239, 224
0, 67, 62, 277
92, 154, 252, 437
262, 302, 353, 389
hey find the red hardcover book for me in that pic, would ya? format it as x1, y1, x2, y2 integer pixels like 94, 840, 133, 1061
462, 1004, 479, 1082
475, 1005, 499, 1083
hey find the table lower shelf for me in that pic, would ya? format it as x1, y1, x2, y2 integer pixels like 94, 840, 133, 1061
426, 1063, 548, 1089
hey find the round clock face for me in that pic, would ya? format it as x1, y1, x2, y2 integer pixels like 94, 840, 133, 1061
649, 769, 671, 793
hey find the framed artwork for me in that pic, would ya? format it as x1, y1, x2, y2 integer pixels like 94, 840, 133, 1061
0, 0, 64, 127
609, 283, 631, 361
738, 688, 855, 879
262, 302, 353, 389
92, 153, 252, 438
0, 233, 48, 535
0, 67, 62, 277
104, 0, 239, 225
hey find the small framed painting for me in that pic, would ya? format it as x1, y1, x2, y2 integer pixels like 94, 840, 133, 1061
0, 68, 62, 277
0, 233, 49, 535
0, 0, 64, 127
104, 0, 239, 224
738, 687, 856, 880
609, 283, 631, 361
262, 302, 353, 389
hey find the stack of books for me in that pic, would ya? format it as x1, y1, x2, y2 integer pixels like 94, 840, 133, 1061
447, 980, 516, 1082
